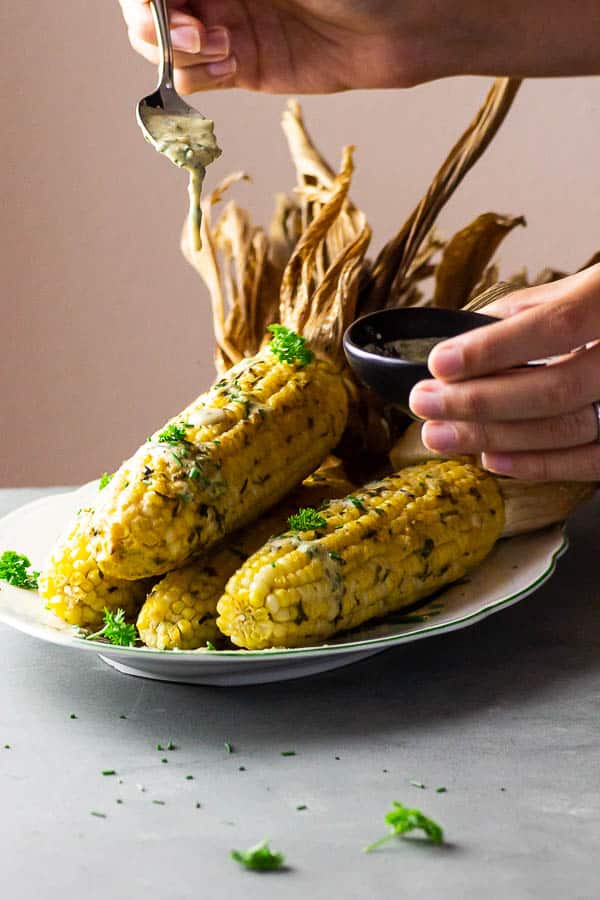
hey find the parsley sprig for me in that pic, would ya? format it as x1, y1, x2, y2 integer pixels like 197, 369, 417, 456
98, 473, 113, 491
85, 609, 138, 647
363, 802, 444, 852
288, 508, 327, 532
156, 423, 191, 445
0, 551, 39, 590
231, 839, 285, 871
268, 325, 314, 367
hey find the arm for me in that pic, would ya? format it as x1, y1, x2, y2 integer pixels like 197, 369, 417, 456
119, 0, 600, 95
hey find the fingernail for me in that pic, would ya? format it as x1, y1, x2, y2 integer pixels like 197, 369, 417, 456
430, 343, 464, 379
423, 422, 458, 452
481, 453, 513, 475
206, 55, 237, 78
201, 26, 230, 58
409, 382, 445, 419
171, 26, 202, 54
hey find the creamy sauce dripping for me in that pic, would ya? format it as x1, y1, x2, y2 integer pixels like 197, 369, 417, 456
143, 111, 221, 251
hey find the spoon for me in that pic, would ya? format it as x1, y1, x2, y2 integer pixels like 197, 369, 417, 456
136, 0, 221, 251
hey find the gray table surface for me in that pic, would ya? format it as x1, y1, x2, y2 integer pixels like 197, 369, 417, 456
1, 488, 598, 900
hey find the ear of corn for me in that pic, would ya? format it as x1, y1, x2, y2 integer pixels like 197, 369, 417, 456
136, 461, 354, 650
38, 512, 148, 628
216, 459, 504, 649
90, 349, 348, 580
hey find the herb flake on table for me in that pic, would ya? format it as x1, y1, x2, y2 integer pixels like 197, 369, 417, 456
224, 742, 234, 754
231, 839, 285, 872
409, 780, 426, 789
364, 802, 444, 852
102, 770, 116, 776
0, 551, 40, 590
280, 751, 297, 757
85, 608, 137, 646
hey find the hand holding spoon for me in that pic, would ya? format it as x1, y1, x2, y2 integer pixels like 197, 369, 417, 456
136, 0, 221, 251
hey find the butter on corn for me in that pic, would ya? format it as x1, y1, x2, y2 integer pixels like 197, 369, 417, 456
217, 460, 504, 649
91, 349, 348, 581
137, 460, 353, 650
38, 511, 148, 629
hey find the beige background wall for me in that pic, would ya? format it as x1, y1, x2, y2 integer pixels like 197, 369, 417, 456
2, 1, 600, 486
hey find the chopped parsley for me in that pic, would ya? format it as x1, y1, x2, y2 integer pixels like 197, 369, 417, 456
90, 811, 107, 819
0, 551, 40, 590
296, 804, 307, 811
436, 787, 447, 794
156, 423, 190, 445
224, 742, 234, 754
280, 751, 296, 757
268, 324, 314, 367
409, 780, 426, 789
98, 472, 113, 490
363, 802, 444, 852
231, 839, 285, 872
85, 609, 137, 647
348, 496, 367, 512
102, 770, 116, 776
288, 508, 327, 531
205, 640, 216, 651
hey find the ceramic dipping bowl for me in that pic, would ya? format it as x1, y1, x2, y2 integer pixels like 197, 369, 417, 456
343, 307, 498, 416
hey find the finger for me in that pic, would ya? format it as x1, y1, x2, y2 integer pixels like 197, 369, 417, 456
128, 30, 233, 69
410, 342, 600, 423
421, 406, 598, 455
122, 2, 232, 58
120, 0, 194, 39
481, 445, 600, 482
173, 57, 238, 93
428, 264, 600, 381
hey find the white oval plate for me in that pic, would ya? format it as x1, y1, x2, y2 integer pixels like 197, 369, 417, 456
0, 484, 567, 686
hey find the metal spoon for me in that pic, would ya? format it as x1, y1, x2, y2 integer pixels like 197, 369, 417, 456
136, 0, 221, 251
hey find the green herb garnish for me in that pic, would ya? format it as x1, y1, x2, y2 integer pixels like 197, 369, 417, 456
0, 551, 40, 590
436, 787, 447, 794
224, 742, 234, 754
296, 804, 307, 811
363, 802, 444, 852
90, 811, 107, 819
288, 508, 327, 531
280, 751, 296, 757
156, 423, 190, 445
205, 640, 216, 651
102, 769, 116, 776
98, 472, 113, 490
348, 496, 366, 512
268, 324, 314, 367
85, 609, 137, 647
409, 780, 426, 789
231, 839, 285, 871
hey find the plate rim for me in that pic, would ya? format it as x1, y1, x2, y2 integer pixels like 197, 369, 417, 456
0, 485, 568, 662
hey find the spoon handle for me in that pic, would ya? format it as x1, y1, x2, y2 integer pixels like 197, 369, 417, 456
149, 0, 174, 89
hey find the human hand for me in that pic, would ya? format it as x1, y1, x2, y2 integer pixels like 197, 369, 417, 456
119, 1, 600, 95
409, 265, 600, 481
119, 0, 435, 94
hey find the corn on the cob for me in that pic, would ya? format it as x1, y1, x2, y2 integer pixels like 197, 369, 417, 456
90, 346, 348, 581
217, 460, 504, 649
137, 461, 353, 650
38, 511, 148, 628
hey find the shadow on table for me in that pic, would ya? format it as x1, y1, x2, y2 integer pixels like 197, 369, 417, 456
23, 499, 600, 749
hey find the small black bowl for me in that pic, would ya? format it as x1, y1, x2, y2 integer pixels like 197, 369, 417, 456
343, 307, 498, 416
